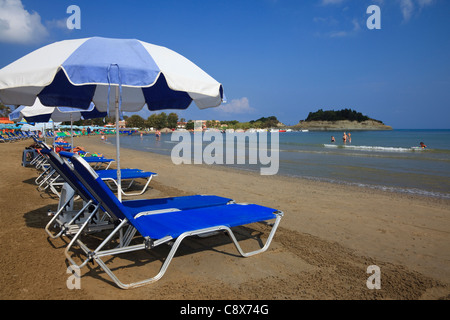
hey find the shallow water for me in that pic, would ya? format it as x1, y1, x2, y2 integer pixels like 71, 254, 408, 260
109, 129, 450, 199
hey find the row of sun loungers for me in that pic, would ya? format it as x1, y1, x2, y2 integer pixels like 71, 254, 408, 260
1, 130, 38, 142
24, 138, 283, 289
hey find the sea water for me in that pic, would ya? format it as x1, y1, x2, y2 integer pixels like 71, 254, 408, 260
109, 129, 450, 199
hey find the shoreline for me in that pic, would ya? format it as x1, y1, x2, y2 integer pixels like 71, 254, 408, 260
107, 132, 450, 201
1, 136, 449, 299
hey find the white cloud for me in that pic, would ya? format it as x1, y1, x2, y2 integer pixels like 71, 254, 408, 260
321, 0, 346, 5
317, 17, 362, 38
0, 0, 49, 44
217, 97, 255, 114
399, 0, 415, 21
46, 18, 69, 31
399, 0, 435, 22
417, 0, 434, 7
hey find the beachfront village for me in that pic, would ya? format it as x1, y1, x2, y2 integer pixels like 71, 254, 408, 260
1, 106, 390, 138
112, 113, 288, 133
1, 107, 290, 136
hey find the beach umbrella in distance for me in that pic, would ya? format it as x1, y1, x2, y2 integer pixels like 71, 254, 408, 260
10, 98, 107, 150
0, 36, 224, 201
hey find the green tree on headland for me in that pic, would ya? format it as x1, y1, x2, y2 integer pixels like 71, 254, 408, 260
305, 109, 382, 123
249, 116, 280, 128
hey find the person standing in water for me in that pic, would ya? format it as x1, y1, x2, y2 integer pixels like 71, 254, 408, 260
343, 132, 347, 143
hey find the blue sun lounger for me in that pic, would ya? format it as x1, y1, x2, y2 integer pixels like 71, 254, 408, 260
63, 152, 283, 289
59, 151, 156, 196
34, 151, 117, 196
41, 147, 233, 240
78, 154, 115, 170
33, 139, 153, 196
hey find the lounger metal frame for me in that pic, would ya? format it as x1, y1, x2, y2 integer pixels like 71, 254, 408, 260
64, 153, 283, 289
66, 212, 282, 289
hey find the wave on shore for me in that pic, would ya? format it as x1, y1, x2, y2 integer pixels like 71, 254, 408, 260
323, 144, 426, 152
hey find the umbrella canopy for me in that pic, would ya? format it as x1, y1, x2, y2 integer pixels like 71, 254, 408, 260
9, 99, 106, 123
0, 36, 224, 201
0, 36, 223, 111
10, 99, 107, 150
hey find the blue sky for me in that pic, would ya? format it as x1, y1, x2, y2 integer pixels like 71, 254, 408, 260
0, 0, 449, 129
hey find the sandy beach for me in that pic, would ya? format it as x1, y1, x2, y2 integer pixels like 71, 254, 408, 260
0, 134, 449, 300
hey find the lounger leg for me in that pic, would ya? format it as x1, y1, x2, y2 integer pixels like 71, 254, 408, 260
91, 213, 283, 289
45, 199, 93, 239
226, 212, 283, 257
37, 169, 57, 190
45, 194, 77, 238
64, 203, 101, 268
120, 176, 153, 196
104, 176, 153, 197
93, 231, 186, 289
35, 165, 52, 184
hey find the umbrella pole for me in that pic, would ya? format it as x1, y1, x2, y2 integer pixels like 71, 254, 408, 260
70, 114, 74, 152
115, 86, 122, 202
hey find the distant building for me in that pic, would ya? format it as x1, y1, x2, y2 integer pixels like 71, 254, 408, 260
194, 120, 205, 131
177, 121, 187, 129
106, 120, 126, 128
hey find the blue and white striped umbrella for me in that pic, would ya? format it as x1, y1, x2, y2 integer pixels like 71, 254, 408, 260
10, 99, 107, 151
0, 36, 224, 112
0, 37, 224, 201
9, 99, 106, 123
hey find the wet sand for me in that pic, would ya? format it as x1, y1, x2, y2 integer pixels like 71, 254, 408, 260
0, 135, 449, 300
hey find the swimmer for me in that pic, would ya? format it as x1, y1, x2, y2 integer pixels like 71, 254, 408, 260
420, 142, 427, 149
331, 136, 335, 143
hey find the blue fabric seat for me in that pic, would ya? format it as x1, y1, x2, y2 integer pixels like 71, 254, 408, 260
96, 168, 155, 180
59, 151, 155, 195
134, 203, 277, 239
59, 151, 115, 169
62, 152, 283, 289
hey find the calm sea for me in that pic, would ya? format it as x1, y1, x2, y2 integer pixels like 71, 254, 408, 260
108, 129, 450, 199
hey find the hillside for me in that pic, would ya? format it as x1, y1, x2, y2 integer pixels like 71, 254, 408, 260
291, 119, 392, 131
290, 109, 392, 131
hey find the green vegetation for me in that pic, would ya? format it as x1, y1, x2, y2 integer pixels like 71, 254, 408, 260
184, 116, 281, 131
249, 116, 280, 128
68, 112, 179, 130
304, 108, 382, 123
37, 108, 283, 131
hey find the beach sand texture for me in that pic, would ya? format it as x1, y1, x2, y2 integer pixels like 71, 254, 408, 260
1, 136, 449, 300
